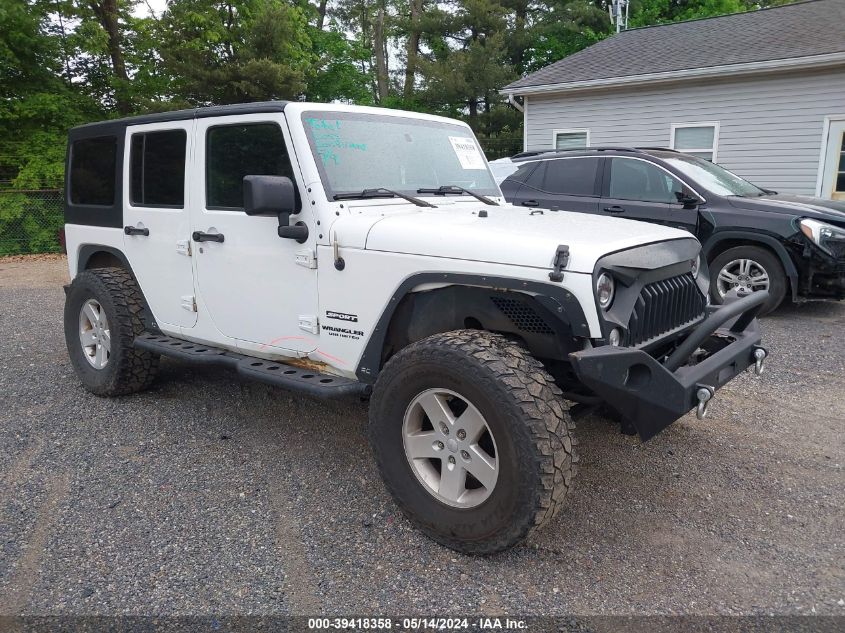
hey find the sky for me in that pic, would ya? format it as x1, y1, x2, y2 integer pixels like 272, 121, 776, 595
132, 0, 169, 18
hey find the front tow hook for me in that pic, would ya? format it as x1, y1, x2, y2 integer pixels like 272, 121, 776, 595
695, 385, 715, 420
753, 347, 768, 376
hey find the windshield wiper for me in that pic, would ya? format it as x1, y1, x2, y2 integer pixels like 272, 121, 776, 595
333, 188, 436, 208
416, 185, 499, 206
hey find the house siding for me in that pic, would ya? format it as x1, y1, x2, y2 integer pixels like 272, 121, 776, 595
523, 68, 845, 195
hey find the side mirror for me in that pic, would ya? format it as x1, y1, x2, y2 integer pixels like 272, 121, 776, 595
243, 175, 309, 243
676, 191, 703, 208
243, 175, 296, 216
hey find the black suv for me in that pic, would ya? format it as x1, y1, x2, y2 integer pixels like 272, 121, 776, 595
499, 147, 845, 315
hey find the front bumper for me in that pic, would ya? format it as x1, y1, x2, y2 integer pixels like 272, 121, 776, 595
569, 291, 768, 441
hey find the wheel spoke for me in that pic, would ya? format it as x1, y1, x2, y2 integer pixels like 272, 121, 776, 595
438, 462, 466, 502
718, 270, 738, 284
404, 431, 441, 459
100, 329, 111, 352
83, 303, 99, 326
94, 343, 107, 368
455, 406, 486, 443
466, 445, 497, 489
738, 259, 751, 276
417, 391, 455, 428
80, 330, 97, 346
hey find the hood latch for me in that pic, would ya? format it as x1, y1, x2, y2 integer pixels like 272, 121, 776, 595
549, 245, 570, 282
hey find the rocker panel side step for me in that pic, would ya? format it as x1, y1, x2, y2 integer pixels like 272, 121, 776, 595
134, 333, 369, 399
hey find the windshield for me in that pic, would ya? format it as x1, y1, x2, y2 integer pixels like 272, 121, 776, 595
301, 111, 499, 198
661, 153, 764, 197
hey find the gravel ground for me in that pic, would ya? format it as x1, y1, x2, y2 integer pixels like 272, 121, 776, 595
0, 256, 843, 620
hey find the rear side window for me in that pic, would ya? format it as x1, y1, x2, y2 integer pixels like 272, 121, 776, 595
541, 158, 600, 196
130, 130, 187, 207
609, 158, 684, 203
504, 162, 537, 184
70, 136, 117, 206
206, 123, 294, 209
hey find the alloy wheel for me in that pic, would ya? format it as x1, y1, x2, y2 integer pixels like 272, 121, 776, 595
402, 388, 499, 508
716, 258, 770, 297
79, 299, 111, 369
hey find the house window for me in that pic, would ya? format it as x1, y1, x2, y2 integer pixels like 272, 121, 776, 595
553, 129, 589, 150
671, 123, 719, 161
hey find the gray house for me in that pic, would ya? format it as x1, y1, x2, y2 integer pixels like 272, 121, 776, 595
502, 0, 845, 199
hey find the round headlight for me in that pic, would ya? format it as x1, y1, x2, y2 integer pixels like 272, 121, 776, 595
596, 273, 615, 309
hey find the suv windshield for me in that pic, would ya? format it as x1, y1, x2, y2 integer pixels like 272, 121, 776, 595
659, 153, 764, 197
302, 111, 498, 199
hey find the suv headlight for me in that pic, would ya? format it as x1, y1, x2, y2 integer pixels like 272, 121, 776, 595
799, 218, 845, 256
596, 272, 615, 309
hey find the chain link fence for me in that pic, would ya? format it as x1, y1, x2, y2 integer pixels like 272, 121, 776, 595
0, 186, 65, 256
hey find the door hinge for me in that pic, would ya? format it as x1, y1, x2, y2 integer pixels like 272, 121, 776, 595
176, 239, 192, 256
298, 315, 319, 335
295, 248, 317, 269
181, 295, 197, 312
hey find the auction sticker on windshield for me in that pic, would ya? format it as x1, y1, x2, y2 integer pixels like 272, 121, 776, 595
449, 136, 486, 170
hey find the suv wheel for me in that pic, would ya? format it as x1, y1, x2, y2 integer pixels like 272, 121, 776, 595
369, 330, 577, 554
710, 245, 786, 316
64, 267, 160, 396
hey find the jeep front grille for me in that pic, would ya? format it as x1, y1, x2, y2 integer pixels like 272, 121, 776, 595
627, 273, 706, 345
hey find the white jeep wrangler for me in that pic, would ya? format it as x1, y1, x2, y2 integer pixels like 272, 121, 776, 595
63, 102, 768, 553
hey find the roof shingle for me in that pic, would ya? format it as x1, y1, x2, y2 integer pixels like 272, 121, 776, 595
504, 0, 845, 91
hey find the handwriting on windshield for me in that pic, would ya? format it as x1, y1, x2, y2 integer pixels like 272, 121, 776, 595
306, 118, 367, 165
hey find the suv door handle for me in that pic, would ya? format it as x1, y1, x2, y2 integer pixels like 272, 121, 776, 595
603, 205, 625, 213
124, 226, 149, 236
521, 200, 539, 207
192, 231, 224, 243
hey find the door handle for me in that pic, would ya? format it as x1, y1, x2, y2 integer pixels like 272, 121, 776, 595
603, 205, 625, 213
124, 226, 149, 236
192, 231, 224, 243
521, 200, 539, 207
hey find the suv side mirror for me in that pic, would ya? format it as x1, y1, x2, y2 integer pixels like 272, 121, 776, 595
243, 175, 295, 216
243, 175, 309, 243
675, 191, 703, 208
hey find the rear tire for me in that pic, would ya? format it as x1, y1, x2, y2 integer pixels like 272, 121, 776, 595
64, 267, 159, 396
369, 330, 577, 554
709, 245, 786, 316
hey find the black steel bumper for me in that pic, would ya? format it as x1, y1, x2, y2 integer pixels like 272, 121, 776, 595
569, 291, 769, 441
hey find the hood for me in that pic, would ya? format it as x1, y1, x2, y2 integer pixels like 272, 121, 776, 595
358, 204, 695, 273
728, 193, 845, 224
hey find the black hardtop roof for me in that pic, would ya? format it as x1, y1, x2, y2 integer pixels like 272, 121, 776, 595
68, 101, 289, 139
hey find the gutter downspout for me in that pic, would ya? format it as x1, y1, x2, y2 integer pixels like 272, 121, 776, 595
507, 93, 524, 113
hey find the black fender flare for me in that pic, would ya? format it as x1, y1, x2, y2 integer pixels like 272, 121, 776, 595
77, 244, 134, 275
354, 272, 592, 383
702, 231, 799, 300
72, 244, 159, 331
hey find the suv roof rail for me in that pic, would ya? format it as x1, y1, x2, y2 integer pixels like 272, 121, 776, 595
511, 147, 643, 160
635, 147, 681, 153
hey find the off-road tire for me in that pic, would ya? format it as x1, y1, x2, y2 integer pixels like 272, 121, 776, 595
64, 267, 159, 396
709, 245, 786, 316
369, 330, 577, 554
